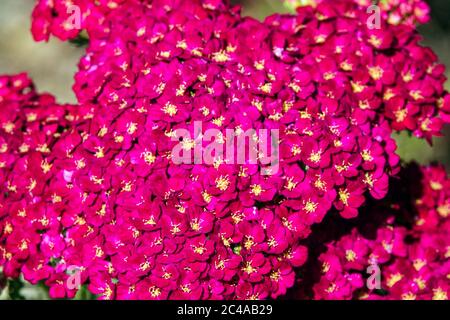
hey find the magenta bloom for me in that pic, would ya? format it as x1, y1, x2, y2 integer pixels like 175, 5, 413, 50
0, 0, 448, 301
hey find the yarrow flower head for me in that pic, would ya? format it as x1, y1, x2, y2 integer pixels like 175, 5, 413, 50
290, 163, 449, 300
283, 0, 431, 26
0, 0, 448, 300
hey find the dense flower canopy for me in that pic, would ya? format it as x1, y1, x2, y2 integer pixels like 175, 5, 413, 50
0, 0, 449, 300
291, 163, 449, 300
284, 0, 431, 26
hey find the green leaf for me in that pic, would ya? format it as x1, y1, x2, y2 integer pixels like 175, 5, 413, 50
7, 278, 25, 300
73, 285, 97, 300
69, 30, 89, 48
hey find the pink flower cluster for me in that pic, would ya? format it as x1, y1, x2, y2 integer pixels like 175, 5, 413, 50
31, 0, 120, 42
374, 0, 430, 26
0, 73, 90, 195
283, 0, 431, 26
291, 164, 449, 300
0, 0, 448, 300
0, 74, 93, 296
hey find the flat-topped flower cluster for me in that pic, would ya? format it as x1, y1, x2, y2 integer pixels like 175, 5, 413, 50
292, 164, 449, 300
0, 0, 449, 299
284, 0, 430, 26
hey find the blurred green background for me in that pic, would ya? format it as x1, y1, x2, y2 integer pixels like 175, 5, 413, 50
0, 0, 448, 300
